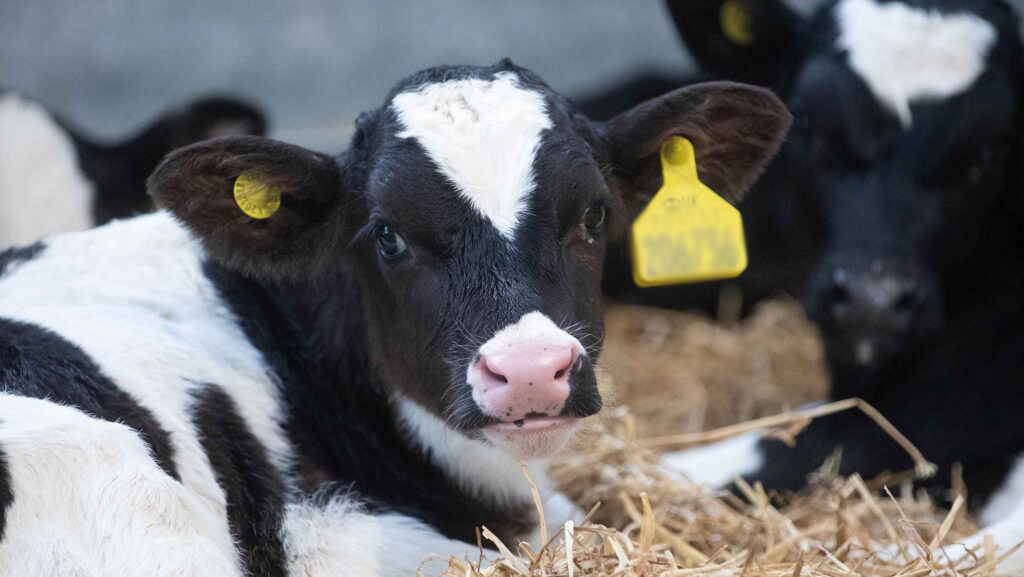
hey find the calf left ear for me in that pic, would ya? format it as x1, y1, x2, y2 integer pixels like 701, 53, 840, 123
148, 135, 346, 280
604, 81, 791, 212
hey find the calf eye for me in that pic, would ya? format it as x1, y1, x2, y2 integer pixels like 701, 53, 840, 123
376, 225, 407, 259
583, 203, 606, 233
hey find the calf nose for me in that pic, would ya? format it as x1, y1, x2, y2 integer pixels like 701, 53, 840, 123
822, 260, 922, 330
473, 343, 576, 422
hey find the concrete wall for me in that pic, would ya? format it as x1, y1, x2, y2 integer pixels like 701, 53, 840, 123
1, 1, 1018, 151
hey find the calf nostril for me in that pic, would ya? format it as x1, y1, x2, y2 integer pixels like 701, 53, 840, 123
830, 268, 850, 306
481, 357, 508, 384
553, 353, 577, 380
893, 289, 917, 313
830, 283, 850, 305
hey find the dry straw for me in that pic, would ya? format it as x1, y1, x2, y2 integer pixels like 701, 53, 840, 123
422, 402, 1021, 577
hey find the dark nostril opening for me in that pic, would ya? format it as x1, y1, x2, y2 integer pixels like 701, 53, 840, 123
829, 268, 850, 306
480, 357, 508, 384
553, 354, 578, 380
893, 289, 917, 313
830, 282, 850, 306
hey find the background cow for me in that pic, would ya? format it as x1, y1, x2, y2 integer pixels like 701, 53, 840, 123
587, 0, 1024, 567
0, 91, 266, 249
0, 61, 790, 576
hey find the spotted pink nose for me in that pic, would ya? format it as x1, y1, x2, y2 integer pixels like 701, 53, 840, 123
473, 343, 575, 422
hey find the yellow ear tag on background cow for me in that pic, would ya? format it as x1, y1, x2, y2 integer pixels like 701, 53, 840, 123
233, 172, 281, 220
720, 0, 756, 46
630, 137, 747, 287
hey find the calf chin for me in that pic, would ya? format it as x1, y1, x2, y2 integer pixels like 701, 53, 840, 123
481, 418, 581, 460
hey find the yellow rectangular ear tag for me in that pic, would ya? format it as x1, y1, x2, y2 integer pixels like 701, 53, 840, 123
630, 136, 747, 287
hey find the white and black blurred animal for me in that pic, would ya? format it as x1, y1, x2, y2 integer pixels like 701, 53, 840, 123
583, 0, 1024, 571
0, 91, 266, 248
0, 60, 790, 576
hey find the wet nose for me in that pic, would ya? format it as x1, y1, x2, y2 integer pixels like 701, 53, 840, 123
473, 343, 576, 422
823, 260, 922, 329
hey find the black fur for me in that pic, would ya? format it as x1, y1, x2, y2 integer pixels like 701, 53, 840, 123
0, 241, 44, 276
0, 318, 179, 480
190, 384, 288, 577
0, 445, 12, 538
203, 262, 536, 544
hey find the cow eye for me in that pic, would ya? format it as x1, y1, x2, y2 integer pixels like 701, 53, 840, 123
376, 225, 407, 259
583, 203, 606, 233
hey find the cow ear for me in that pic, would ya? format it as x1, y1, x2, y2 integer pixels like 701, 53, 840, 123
666, 0, 806, 88
148, 135, 347, 280
605, 81, 791, 213
123, 96, 267, 177
134, 96, 267, 150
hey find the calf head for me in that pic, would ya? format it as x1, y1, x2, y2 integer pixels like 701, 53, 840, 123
674, 0, 1022, 396
149, 61, 789, 458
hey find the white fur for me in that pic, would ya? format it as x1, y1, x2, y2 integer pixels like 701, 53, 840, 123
0, 394, 243, 576
396, 397, 549, 508
939, 482, 1024, 573
0, 213, 295, 565
475, 311, 585, 363
836, 0, 996, 127
0, 93, 96, 249
391, 72, 552, 239
982, 455, 1024, 526
282, 498, 477, 577
660, 431, 765, 488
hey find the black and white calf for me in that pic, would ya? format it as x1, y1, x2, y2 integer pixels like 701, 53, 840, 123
0, 91, 265, 249
645, 0, 1024, 571
0, 61, 789, 576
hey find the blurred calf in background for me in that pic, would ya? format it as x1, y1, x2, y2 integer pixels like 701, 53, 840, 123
589, 0, 1024, 528
0, 91, 265, 249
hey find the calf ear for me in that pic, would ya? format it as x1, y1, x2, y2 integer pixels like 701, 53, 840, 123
148, 135, 346, 280
605, 81, 791, 212
666, 0, 805, 88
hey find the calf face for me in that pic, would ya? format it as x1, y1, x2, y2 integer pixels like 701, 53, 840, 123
150, 61, 790, 459
672, 0, 1021, 396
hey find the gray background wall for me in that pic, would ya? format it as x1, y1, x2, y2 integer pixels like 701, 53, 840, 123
0, 0, 1016, 151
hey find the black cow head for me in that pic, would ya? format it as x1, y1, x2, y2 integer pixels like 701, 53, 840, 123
70, 96, 267, 225
149, 61, 790, 458
672, 0, 1022, 397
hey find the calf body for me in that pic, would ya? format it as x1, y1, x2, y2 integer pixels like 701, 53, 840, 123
0, 61, 788, 575
0, 91, 265, 249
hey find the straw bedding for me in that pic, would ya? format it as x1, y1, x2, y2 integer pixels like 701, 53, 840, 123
419, 300, 1019, 576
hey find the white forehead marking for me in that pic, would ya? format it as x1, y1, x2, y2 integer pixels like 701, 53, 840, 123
836, 0, 996, 127
391, 71, 552, 239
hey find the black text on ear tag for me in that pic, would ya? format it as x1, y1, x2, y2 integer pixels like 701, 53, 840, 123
630, 136, 748, 287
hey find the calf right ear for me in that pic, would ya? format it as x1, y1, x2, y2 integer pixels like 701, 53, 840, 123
148, 135, 347, 280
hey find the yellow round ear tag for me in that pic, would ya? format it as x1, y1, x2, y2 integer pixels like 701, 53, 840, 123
720, 0, 755, 46
233, 172, 280, 220
630, 136, 748, 287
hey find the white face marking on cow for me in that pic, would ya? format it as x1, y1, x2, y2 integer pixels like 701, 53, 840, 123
391, 72, 553, 239
0, 93, 96, 249
835, 0, 996, 127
